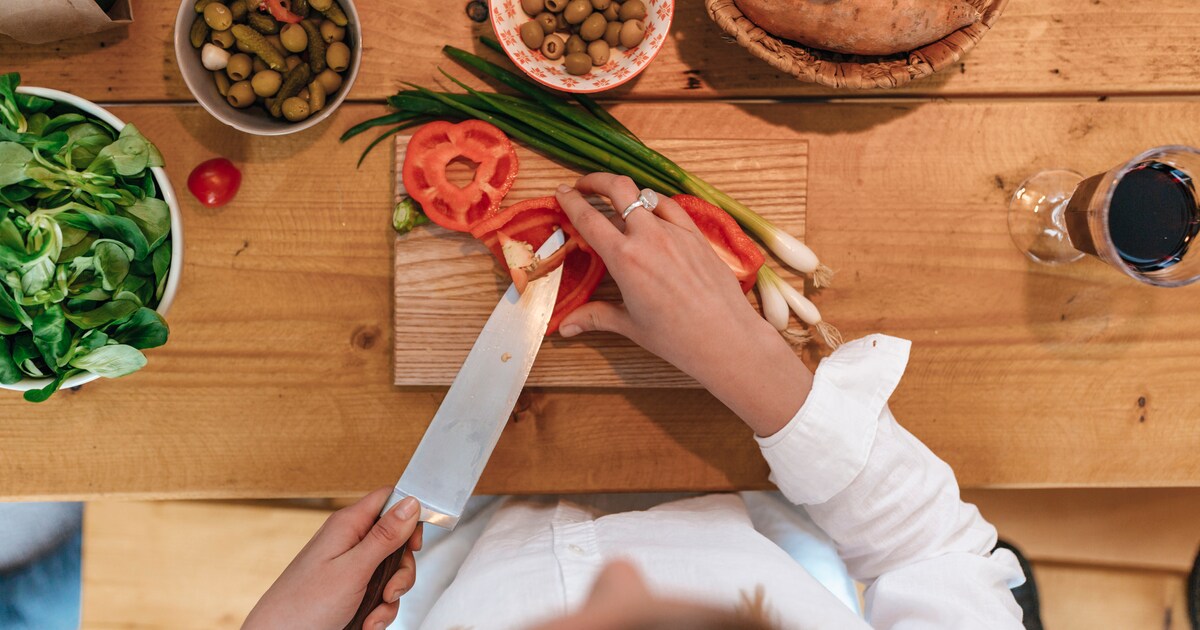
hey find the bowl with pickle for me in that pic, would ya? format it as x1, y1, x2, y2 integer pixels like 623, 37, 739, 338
173, 0, 361, 135
491, 0, 673, 93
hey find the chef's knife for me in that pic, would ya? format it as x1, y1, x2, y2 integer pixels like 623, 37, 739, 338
344, 229, 566, 630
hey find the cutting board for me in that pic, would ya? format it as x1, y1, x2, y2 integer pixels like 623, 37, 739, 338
393, 135, 808, 388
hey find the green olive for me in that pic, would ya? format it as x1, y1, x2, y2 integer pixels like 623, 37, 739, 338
253, 56, 268, 73
603, 2, 619, 20
315, 68, 343, 93
586, 39, 610, 65
528, 12, 552, 35
555, 12, 570, 32
579, 13, 606, 41
319, 19, 345, 42
540, 33, 565, 60
520, 20, 545, 50
544, 0, 567, 11
251, 69, 282, 97
213, 70, 232, 97
590, 0, 610, 9
325, 41, 351, 72
226, 53, 253, 81
603, 21, 621, 46
563, 52, 592, 76
618, 0, 646, 21
521, 0, 544, 15
565, 34, 586, 54
285, 55, 302, 70
619, 18, 645, 47
226, 80, 255, 108
229, 0, 248, 20
210, 28, 236, 49
280, 23, 308, 53
563, 0, 591, 24
203, 2, 233, 31
282, 96, 311, 121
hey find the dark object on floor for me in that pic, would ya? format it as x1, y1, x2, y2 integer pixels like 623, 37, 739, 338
465, 0, 487, 22
996, 539, 1044, 630
1188, 545, 1199, 630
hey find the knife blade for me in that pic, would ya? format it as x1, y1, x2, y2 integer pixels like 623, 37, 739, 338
343, 229, 565, 630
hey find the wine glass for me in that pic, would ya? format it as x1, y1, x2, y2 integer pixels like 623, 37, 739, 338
1008, 145, 1200, 287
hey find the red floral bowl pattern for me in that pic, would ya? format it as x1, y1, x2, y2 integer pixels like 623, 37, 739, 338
490, 0, 674, 93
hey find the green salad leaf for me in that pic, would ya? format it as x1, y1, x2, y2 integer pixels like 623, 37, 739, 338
0, 71, 172, 402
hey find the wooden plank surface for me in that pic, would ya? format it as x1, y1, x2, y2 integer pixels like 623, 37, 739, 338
82, 497, 1197, 629
6, 99, 1200, 499
3, 0, 1200, 102
965, 489, 1200, 573
393, 136, 807, 387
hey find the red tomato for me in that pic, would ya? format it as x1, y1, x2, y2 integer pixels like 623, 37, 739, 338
472, 196, 605, 334
403, 121, 519, 232
671, 195, 765, 293
187, 158, 242, 208
260, 0, 303, 23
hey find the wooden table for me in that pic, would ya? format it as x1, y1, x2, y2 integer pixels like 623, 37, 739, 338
3, 0, 1200, 500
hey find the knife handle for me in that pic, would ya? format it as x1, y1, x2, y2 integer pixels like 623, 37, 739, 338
342, 543, 406, 630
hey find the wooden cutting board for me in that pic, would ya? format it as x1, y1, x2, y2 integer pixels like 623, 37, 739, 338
393, 135, 807, 388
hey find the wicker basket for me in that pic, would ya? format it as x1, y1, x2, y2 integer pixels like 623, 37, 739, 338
706, 0, 1009, 89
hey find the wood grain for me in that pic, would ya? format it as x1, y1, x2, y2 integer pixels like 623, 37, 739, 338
393, 136, 807, 387
965, 488, 1200, 573
6, 100, 1200, 499
4, 0, 1200, 102
82, 497, 1196, 629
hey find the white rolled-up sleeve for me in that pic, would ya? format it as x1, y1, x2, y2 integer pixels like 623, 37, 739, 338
756, 334, 1026, 629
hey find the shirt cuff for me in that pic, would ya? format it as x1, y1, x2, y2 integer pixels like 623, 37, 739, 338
755, 334, 911, 505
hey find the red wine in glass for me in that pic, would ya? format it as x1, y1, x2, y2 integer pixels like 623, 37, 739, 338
1008, 146, 1200, 287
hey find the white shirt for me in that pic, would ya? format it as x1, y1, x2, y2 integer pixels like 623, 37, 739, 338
411, 335, 1026, 629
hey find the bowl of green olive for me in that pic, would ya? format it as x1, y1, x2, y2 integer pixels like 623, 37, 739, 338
491, 0, 673, 93
173, 0, 361, 135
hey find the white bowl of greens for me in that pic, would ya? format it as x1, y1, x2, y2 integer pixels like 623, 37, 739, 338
0, 73, 183, 402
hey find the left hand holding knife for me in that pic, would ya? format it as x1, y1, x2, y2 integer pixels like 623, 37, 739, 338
242, 488, 424, 630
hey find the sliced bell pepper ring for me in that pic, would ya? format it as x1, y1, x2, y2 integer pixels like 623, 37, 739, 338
471, 196, 605, 334
671, 194, 765, 293
259, 0, 304, 23
402, 120, 519, 233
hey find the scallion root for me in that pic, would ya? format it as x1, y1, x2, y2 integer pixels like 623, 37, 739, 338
815, 321, 843, 349
812, 263, 835, 289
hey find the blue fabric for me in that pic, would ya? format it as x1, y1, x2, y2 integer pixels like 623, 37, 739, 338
0, 527, 82, 630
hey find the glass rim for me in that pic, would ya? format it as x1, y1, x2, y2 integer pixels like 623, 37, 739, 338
1085, 145, 1200, 287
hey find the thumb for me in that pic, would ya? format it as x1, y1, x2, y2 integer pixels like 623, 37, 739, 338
559, 301, 632, 338
348, 495, 421, 567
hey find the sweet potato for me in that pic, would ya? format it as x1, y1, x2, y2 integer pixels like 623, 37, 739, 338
733, 0, 982, 56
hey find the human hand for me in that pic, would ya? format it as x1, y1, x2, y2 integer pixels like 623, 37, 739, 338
554, 174, 813, 436
243, 488, 424, 630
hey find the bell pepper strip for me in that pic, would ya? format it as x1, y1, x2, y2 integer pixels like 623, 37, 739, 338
471, 196, 605, 334
402, 120, 519, 233
671, 194, 765, 293
259, 0, 304, 23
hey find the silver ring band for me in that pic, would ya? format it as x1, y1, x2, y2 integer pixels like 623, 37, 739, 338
620, 188, 659, 220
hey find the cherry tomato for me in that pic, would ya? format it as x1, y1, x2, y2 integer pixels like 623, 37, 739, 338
187, 158, 242, 208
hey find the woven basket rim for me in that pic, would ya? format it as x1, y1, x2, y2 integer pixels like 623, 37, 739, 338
705, 0, 1010, 89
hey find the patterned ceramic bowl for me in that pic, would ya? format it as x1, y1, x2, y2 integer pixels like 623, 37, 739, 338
490, 0, 674, 93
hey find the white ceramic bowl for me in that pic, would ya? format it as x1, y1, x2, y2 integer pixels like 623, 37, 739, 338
173, 0, 362, 136
1, 87, 184, 394
490, 0, 674, 93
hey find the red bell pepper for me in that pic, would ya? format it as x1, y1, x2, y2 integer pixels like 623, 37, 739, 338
402, 121, 519, 233
259, 0, 304, 23
471, 196, 605, 334
672, 194, 765, 293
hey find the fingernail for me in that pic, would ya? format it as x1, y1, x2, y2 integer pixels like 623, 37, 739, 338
398, 496, 419, 519
556, 184, 572, 194
388, 589, 402, 603
374, 622, 386, 630
560, 324, 581, 337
